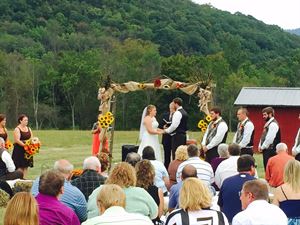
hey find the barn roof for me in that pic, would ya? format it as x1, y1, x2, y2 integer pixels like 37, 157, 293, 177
234, 87, 300, 106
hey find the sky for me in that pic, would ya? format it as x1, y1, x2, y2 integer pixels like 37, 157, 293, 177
192, 0, 300, 30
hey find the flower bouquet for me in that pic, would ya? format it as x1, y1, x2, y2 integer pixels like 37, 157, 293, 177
198, 115, 212, 132
24, 137, 41, 159
70, 169, 83, 180
5, 139, 13, 151
98, 112, 115, 128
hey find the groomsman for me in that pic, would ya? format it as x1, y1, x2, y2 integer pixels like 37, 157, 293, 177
258, 107, 281, 170
233, 107, 255, 155
164, 98, 188, 160
159, 102, 175, 168
292, 113, 300, 159
202, 107, 228, 164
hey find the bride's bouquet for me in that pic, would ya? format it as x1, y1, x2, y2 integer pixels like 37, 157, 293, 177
24, 137, 41, 159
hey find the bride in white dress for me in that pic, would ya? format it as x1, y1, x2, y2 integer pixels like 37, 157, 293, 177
138, 105, 163, 161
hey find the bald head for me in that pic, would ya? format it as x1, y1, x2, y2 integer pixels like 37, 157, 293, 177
182, 165, 197, 180
53, 159, 74, 179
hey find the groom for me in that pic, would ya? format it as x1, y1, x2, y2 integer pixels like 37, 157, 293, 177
164, 97, 188, 160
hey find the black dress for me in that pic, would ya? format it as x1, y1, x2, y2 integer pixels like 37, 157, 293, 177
0, 131, 8, 142
12, 127, 33, 168
147, 185, 161, 224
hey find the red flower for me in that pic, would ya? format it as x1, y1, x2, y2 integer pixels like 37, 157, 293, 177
154, 79, 161, 88
176, 82, 184, 89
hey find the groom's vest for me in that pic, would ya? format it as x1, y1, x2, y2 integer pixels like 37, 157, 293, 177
173, 108, 188, 135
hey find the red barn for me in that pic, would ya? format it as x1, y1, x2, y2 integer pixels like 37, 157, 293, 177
234, 87, 300, 152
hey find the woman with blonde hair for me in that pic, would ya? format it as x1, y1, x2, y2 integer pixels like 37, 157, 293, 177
138, 105, 163, 161
167, 145, 188, 189
136, 159, 164, 224
273, 159, 300, 224
4, 192, 39, 225
87, 162, 158, 220
166, 178, 228, 225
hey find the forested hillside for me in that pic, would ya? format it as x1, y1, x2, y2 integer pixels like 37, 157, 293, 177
0, 0, 300, 130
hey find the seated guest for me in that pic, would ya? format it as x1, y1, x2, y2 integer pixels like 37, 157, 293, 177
87, 162, 158, 219
273, 159, 300, 225
125, 152, 141, 167
0, 137, 23, 180
218, 155, 256, 223
71, 156, 106, 200
166, 178, 229, 225
215, 143, 241, 189
167, 145, 188, 189
142, 146, 170, 195
4, 192, 39, 225
31, 159, 87, 222
83, 184, 152, 225
136, 160, 164, 224
211, 143, 229, 173
168, 164, 197, 212
232, 180, 287, 225
98, 152, 109, 177
176, 144, 214, 187
266, 143, 293, 188
36, 170, 80, 225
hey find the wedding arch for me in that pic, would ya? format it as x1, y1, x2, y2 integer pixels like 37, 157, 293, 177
97, 76, 212, 165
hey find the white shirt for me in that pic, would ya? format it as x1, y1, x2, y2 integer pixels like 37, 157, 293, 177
292, 128, 300, 155
176, 157, 214, 185
233, 118, 254, 148
82, 206, 153, 225
214, 156, 239, 188
165, 106, 183, 134
232, 200, 287, 225
201, 117, 228, 150
166, 208, 229, 225
258, 117, 279, 150
1, 149, 16, 172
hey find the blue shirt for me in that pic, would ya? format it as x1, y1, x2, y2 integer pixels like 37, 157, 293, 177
150, 160, 169, 193
31, 177, 87, 222
218, 173, 255, 222
168, 181, 182, 209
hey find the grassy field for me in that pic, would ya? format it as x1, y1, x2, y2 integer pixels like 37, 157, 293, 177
0, 130, 265, 223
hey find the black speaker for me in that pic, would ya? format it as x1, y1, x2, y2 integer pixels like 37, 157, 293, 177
121, 145, 139, 161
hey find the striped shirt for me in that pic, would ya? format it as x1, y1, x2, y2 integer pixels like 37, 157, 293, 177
31, 177, 87, 222
176, 157, 214, 185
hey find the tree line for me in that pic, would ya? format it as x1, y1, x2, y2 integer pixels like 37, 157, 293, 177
0, 0, 299, 130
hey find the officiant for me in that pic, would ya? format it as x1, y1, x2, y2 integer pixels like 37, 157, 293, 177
159, 102, 175, 168
164, 98, 188, 161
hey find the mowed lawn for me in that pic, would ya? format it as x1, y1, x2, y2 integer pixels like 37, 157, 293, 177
0, 130, 265, 223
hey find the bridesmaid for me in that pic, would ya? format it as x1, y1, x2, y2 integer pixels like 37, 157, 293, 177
12, 114, 33, 178
0, 114, 8, 142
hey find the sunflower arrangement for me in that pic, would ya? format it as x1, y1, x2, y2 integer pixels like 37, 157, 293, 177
5, 139, 13, 150
198, 115, 212, 132
98, 112, 115, 128
24, 137, 41, 159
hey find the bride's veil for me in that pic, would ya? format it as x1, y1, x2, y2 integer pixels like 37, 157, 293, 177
139, 107, 147, 141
